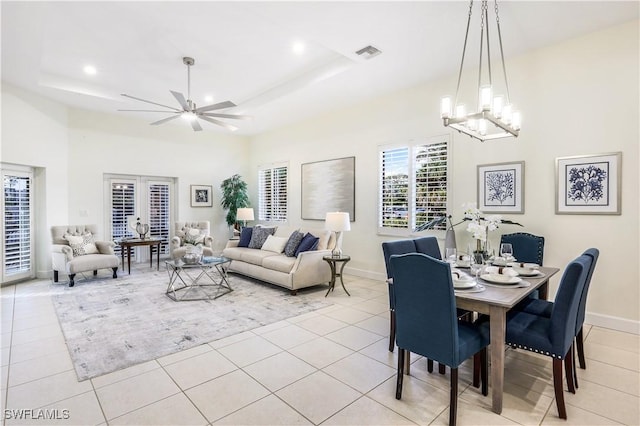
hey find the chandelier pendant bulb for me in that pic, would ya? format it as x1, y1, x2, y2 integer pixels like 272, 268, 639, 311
441, 0, 521, 142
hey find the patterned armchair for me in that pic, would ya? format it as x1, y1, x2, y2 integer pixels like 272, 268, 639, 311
170, 221, 215, 260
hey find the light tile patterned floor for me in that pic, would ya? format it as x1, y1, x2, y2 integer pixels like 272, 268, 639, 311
1, 268, 639, 425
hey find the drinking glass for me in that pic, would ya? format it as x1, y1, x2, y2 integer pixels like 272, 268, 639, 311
470, 253, 483, 281
445, 247, 457, 264
500, 243, 513, 259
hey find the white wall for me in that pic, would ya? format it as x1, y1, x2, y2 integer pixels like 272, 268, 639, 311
248, 20, 639, 330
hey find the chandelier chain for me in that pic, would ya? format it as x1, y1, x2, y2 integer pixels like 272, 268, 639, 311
494, 0, 511, 103
454, 0, 475, 107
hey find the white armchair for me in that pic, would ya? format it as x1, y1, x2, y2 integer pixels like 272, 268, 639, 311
170, 221, 215, 260
51, 225, 119, 287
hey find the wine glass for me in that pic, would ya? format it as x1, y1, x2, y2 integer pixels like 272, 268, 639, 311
500, 243, 513, 260
470, 251, 483, 282
445, 247, 457, 265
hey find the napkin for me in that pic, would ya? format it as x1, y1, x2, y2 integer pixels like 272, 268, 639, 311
485, 266, 518, 277
451, 271, 473, 281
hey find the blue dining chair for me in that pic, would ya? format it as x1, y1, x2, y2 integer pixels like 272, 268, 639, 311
500, 232, 545, 265
391, 253, 489, 426
502, 254, 592, 419
514, 248, 599, 388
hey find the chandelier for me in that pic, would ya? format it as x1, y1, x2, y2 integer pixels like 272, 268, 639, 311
441, 0, 521, 142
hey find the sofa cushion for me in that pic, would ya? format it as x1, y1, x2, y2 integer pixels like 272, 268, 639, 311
295, 233, 319, 256
299, 228, 332, 250
64, 233, 98, 256
284, 231, 305, 257
241, 248, 280, 265
261, 235, 288, 253
238, 227, 253, 247
262, 255, 297, 274
248, 226, 276, 249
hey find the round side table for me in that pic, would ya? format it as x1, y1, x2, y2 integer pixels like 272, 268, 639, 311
323, 255, 351, 297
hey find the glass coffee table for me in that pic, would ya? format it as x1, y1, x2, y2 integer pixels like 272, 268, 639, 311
165, 256, 233, 301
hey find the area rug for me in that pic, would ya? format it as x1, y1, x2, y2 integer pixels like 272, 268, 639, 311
50, 269, 331, 381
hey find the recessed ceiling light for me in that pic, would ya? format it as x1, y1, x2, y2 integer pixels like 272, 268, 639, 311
83, 65, 97, 75
292, 41, 305, 55
204, 95, 214, 103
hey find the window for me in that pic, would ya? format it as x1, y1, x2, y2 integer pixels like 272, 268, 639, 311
378, 135, 450, 235
258, 163, 288, 222
110, 179, 136, 257
2, 166, 34, 283
147, 182, 170, 255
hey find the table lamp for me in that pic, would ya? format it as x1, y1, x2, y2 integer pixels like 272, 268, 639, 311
325, 212, 351, 257
236, 207, 254, 230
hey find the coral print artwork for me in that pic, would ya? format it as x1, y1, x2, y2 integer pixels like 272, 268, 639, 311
477, 162, 524, 214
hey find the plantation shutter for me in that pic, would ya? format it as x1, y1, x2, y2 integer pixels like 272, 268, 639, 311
148, 182, 170, 255
111, 180, 136, 256
258, 163, 288, 222
413, 140, 448, 230
378, 147, 409, 230
2, 169, 34, 282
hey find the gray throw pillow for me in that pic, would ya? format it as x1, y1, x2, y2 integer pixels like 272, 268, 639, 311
284, 231, 305, 257
248, 226, 276, 249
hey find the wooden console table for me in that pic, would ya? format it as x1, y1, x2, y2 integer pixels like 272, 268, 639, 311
119, 238, 162, 274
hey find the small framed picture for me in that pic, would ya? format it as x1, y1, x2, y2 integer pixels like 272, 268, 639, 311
190, 185, 213, 207
556, 152, 621, 215
477, 161, 524, 214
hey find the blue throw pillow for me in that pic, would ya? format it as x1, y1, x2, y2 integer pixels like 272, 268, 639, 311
238, 227, 253, 247
284, 230, 305, 257
295, 233, 319, 256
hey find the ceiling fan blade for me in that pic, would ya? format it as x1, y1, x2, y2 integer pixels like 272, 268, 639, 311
118, 109, 178, 113
150, 115, 181, 126
170, 90, 190, 111
121, 94, 181, 112
195, 100, 236, 113
201, 112, 251, 120
191, 119, 203, 132
198, 115, 239, 131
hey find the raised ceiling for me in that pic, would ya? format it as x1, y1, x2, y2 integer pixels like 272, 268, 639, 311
2, 1, 637, 135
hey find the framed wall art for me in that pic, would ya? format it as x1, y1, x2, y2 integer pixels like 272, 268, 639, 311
301, 156, 355, 221
190, 184, 213, 207
477, 161, 524, 214
556, 152, 621, 215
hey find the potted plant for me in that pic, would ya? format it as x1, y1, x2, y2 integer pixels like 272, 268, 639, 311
220, 174, 250, 230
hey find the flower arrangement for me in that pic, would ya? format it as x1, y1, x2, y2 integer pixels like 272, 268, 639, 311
462, 203, 502, 243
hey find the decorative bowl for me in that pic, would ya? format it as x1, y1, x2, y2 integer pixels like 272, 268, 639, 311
182, 253, 202, 265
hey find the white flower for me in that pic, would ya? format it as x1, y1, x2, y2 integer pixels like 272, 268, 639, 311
485, 214, 502, 231
462, 202, 481, 221
466, 221, 487, 241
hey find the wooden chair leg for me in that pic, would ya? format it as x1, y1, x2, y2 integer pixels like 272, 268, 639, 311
93, 270, 98, 276
473, 353, 480, 388
449, 367, 458, 426
438, 363, 446, 374
53, 270, 59, 282
576, 327, 586, 369
69, 274, 76, 287
396, 348, 405, 399
564, 347, 576, 394
572, 343, 579, 389
389, 310, 396, 352
427, 359, 434, 373
480, 347, 488, 396
112, 267, 118, 278
404, 351, 411, 375
553, 358, 567, 419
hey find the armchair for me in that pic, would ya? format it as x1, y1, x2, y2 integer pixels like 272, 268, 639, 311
170, 221, 215, 260
51, 225, 119, 287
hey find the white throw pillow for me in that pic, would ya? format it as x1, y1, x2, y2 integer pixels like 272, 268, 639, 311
260, 235, 288, 253
64, 233, 99, 256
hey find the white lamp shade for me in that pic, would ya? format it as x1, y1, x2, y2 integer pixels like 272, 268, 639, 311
325, 212, 351, 232
236, 208, 254, 221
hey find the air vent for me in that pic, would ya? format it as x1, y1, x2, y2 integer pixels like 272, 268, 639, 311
355, 45, 382, 60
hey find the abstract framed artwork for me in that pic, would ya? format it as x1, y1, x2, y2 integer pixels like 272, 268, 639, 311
301, 156, 355, 221
477, 161, 524, 214
190, 184, 213, 207
555, 152, 621, 215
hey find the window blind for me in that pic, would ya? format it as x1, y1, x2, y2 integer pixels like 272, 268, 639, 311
148, 182, 170, 255
379, 147, 409, 229
258, 164, 288, 222
111, 181, 136, 257
3, 173, 32, 279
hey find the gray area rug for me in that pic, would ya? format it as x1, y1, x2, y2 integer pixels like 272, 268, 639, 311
51, 268, 331, 381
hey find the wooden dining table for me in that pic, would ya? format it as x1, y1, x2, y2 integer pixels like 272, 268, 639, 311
454, 266, 560, 414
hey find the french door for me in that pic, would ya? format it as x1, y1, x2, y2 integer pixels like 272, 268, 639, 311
1, 166, 34, 284
106, 175, 175, 260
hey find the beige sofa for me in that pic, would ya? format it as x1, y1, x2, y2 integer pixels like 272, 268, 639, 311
222, 226, 335, 294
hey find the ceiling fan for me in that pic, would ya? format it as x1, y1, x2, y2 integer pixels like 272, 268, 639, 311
119, 57, 250, 132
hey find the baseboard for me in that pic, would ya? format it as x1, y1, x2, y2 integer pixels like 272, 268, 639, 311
343, 266, 386, 282
585, 312, 640, 335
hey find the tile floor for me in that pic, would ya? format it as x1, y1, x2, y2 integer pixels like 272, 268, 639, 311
1, 269, 639, 425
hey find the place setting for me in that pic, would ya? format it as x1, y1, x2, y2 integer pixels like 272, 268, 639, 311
447, 248, 486, 293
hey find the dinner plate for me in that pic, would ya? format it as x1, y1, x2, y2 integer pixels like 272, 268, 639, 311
455, 260, 470, 268
480, 274, 522, 285
512, 267, 543, 277
508, 262, 539, 269
453, 278, 476, 289
455, 284, 485, 293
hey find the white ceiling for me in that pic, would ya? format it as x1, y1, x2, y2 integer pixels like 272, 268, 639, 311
2, 1, 638, 135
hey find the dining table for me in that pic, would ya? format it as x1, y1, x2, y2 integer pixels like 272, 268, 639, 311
454, 266, 560, 414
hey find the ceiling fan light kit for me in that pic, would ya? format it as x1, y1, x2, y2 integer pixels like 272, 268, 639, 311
119, 56, 250, 132
441, 0, 521, 142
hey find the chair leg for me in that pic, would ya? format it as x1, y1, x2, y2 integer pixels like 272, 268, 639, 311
576, 327, 586, 369
53, 270, 59, 282
564, 348, 575, 394
404, 351, 411, 375
439, 363, 446, 374
572, 344, 579, 389
396, 348, 405, 400
552, 358, 567, 419
389, 310, 396, 352
112, 267, 118, 279
449, 367, 458, 426
93, 270, 98, 276
473, 353, 480, 388
480, 347, 488, 396
69, 274, 75, 287
427, 359, 434, 373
